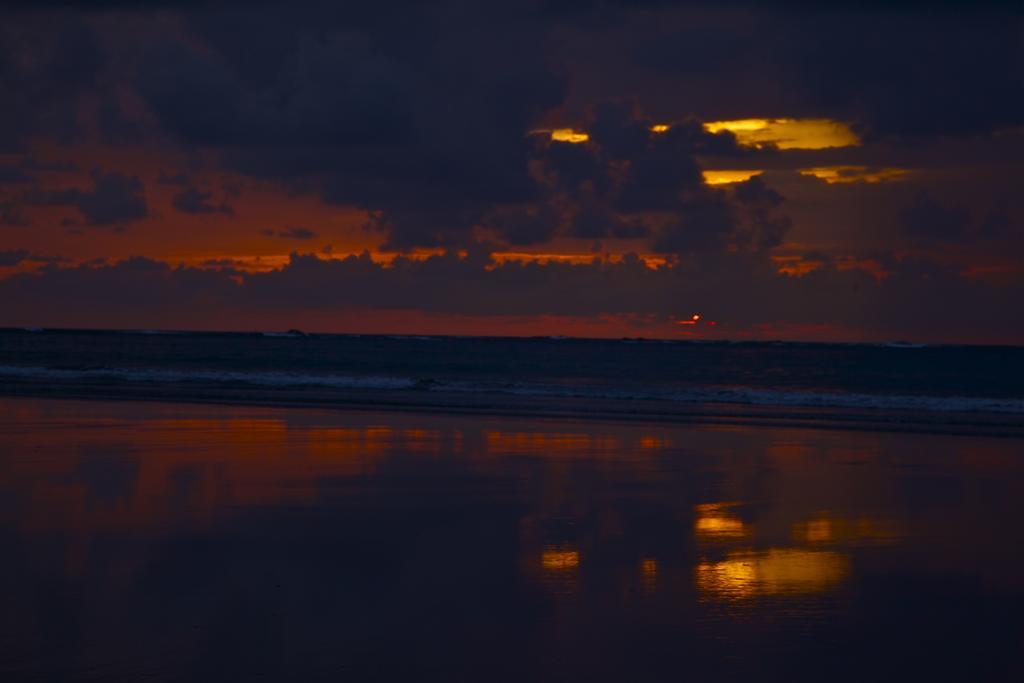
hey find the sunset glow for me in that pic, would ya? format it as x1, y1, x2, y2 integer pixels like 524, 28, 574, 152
0, 1, 1021, 345
3, 3, 1024, 681
799, 166, 911, 183
702, 169, 764, 185
704, 118, 860, 149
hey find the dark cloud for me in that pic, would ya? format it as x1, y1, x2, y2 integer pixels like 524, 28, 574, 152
27, 159, 78, 173
93, 173, 145, 224
0, 249, 66, 266
262, 227, 316, 240
202, 258, 237, 266
532, 103, 747, 223
901, 192, 972, 243
0, 164, 33, 183
0, 249, 29, 266
651, 194, 738, 254
977, 201, 1016, 243
157, 171, 190, 186
533, 139, 611, 200
483, 205, 562, 246
25, 169, 147, 226
172, 186, 232, 215
649, 177, 792, 255
114, 3, 565, 249
568, 206, 650, 240
788, 13, 1024, 140
732, 175, 791, 250
0, 18, 105, 150
526, 102, 775, 252
0, 202, 31, 227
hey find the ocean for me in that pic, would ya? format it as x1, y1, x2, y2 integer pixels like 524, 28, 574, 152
2, 328, 1023, 434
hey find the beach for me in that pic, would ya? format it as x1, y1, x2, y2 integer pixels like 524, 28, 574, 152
3, 2, 1022, 679
2, 395, 1022, 681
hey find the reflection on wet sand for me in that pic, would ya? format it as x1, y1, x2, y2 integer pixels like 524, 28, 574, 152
541, 547, 580, 570
695, 503, 747, 539
793, 515, 904, 545
537, 546, 581, 595
485, 430, 622, 456
640, 558, 658, 593
2, 398, 1024, 681
696, 549, 850, 599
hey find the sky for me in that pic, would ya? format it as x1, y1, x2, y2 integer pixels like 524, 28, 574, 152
1, 0, 1022, 343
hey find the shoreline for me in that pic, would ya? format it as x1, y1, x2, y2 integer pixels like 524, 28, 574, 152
3, 380, 1023, 438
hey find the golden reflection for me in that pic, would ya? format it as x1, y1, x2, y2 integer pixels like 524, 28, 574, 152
542, 548, 580, 570
638, 435, 670, 450
650, 124, 670, 133
704, 118, 859, 150
768, 442, 815, 461
702, 169, 763, 186
794, 515, 904, 544
485, 430, 621, 455
537, 545, 581, 596
550, 128, 590, 143
641, 558, 658, 592
695, 503, 747, 539
804, 518, 834, 542
8, 417, 440, 534
800, 166, 910, 184
695, 549, 849, 599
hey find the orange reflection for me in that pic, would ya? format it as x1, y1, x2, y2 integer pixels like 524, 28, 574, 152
6, 413, 444, 536
793, 515, 904, 544
695, 549, 849, 599
538, 545, 581, 596
485, 430, 621, 455
638, 436, 670, 450
695, 503, 747, 539
640, 558, 658, 592
542, 548, 581, 570
550, 128, 590, 143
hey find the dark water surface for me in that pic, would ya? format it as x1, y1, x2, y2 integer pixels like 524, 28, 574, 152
1, 397, 1022, 681
3, 329, 1024, 421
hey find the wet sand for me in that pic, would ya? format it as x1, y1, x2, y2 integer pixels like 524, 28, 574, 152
1, 397, 1022, 681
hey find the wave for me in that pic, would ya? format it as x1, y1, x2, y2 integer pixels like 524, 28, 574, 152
2, 364, 1023, 415
430, 379, 1024, 414
0, 365, 417, 390
137, 329, 192, 336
